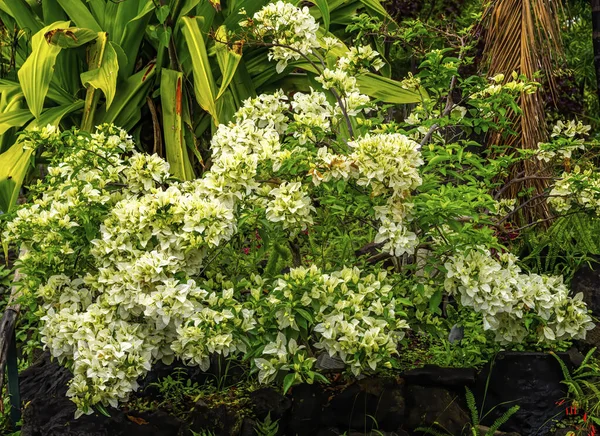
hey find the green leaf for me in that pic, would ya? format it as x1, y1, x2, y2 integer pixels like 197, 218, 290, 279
45, 27, 98, 48
0, 0, 42, 34
295, 308, 314, 323
181, 16, 219, 124
429, 290, 443, 313
311, 0, 330, 32
156, 5, 170, 24
356, 73, 426, 104
99, 61, 156, 130
18, 21, 70, 119
214, 26, 242, 101
56, 0, 102, 31
81, 40, 119, 109
160, 69, 194, 181
0, 140, 34, 213
282, 373, 296, 395
0, 110, 34, 135
28, 100, 84, 128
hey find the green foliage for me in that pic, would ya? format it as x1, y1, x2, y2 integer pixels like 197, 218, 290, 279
417, 387, 520, 436
552, 348, 600, 427
254, 412, 279, 436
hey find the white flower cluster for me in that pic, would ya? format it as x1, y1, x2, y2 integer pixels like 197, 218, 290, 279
549, 167, 600, 214
243, 1, 320, 73
537, 120, 590, 162
338, 45, 385, 74
471, 72, 538, 98
444, 249, 594, 344
266, 181, 315, 233
251, 265, 410, 380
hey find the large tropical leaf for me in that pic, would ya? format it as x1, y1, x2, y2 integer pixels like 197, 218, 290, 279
180, 16, 219, 124
99, 62, 156, 131
55, 0, 101, 31
160, 68, 194, 181
81, 39, 119, 109
17, 21, 70, 118
214, 26, 242, 100
0, 140, 34, 213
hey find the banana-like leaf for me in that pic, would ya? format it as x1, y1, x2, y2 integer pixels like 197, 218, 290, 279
160, 69, 194, 181
214, 26, 242, 101
181, 16, 219, 124
81, 40, 119, 109
356, 73, 428, 103
310, 0, 330, 32
28, 100, 84, 128
18, 21, 70, 119
0, 0, 42, 34
0, 110, 34, 135
56, 0, 101, 31
99, 62, 156, 130
0, 140, 34, 213
42, 0, 68, 23
0, 80, 21, 95
46, 27, 98, 48
118, 1, 155, 76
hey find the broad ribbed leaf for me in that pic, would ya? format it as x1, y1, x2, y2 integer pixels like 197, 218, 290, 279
28, 100, 84, 128
56, 0, 101, 31
46, 27, 98, 48
311, 0, 330, 31
0, 0, 42, 34
356, 73, 427, 103
214, 26, 242, 100
0, 110, 34, 135
181, 16, 219, 124
100, 62, 156, 130
81, 41, 119, 109
0, 140, 34, 213
18, 21, 70, 119
160, 69, 194, 181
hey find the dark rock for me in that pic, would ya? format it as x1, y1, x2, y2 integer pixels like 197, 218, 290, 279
403, 365, 477, 389
239, 417, 257, 436
20, 354, 186, 436
448, 324, 465, 343
572, 259, 600, 316
321, 377, 405, 432
250, 387, 292, 421
476, 425, 521, 436
475, 352, 569, 435
191, 400, 244, 436
405, 385, 470, 434
286, 384, 327, 436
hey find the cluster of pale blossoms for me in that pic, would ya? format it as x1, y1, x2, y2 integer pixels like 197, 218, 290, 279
537, 119, 590, 162
249, 265, 410, 381
444, 249, 594, 344
242, 1, 320, 73
549, 166, 600, 214
471, 72, 538, 98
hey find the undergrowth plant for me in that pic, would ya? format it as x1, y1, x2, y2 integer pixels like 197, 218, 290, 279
552, 348, 600, 433
417, 387, 520, 436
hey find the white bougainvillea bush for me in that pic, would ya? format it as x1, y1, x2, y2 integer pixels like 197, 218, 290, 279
3, 1, 595, 417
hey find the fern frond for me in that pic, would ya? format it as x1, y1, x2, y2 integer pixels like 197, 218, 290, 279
486, 405, 520, 435
465, 387, 479, 427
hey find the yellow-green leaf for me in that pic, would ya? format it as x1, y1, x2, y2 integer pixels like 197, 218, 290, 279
45, 27, 98, 48
18, 21, 71, 119
356, 73, 428, 104
180, 16, 219, 124
214, 26, 242, 101
0, 110, 34, 135
81, 40, 119, 109
160, 69, 194, 181
0, 140, 34, 213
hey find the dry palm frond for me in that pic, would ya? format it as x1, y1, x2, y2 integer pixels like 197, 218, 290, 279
483, 0, 564, 226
